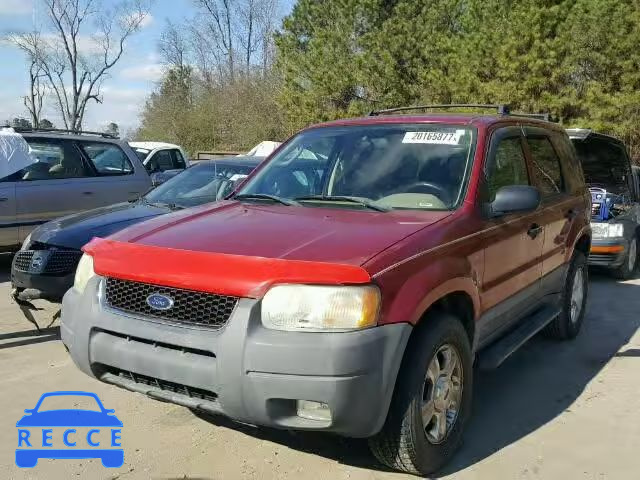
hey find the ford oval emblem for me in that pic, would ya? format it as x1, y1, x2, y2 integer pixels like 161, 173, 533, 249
146, 293, 174, 311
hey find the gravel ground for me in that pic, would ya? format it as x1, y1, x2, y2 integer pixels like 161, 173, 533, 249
0, 253, 638, 480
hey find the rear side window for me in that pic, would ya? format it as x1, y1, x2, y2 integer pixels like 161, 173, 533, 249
80, 142, 133, 176
527, 137, 564, 196
486, 138, 529, 201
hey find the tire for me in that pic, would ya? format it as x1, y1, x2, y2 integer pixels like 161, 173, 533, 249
368, 313, 473, 476
544, 250, 588, 340
612, 237, 637, 280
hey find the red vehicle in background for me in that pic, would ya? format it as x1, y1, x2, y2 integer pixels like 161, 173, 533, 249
61, 105, 591, 475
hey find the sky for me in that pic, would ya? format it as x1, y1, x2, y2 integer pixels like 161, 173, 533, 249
0, 0, 294, 134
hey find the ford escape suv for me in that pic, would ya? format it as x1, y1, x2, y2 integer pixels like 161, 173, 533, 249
61, 105, 591, 475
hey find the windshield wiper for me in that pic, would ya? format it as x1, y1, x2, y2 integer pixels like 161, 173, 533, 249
234, 193, 299, 206
294, 195, 390, 212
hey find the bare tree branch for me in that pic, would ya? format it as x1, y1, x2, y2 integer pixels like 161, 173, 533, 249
10, 0, 150, 132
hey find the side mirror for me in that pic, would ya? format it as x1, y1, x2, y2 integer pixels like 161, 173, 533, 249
150, 172, 166, 187
490, 185, 540, 216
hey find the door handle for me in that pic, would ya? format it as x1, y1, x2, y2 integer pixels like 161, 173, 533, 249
82, 191, 94, 195
527, 224, 543, 239
0, 197, 8, 202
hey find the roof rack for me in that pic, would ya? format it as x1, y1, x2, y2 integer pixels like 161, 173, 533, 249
9, 127, 119, 139
368, 104, 511, 116
510, 112, 552, 121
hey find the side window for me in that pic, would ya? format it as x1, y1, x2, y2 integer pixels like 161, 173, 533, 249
486, 137, 529, 201
80, 142, 133, 176
151, 150, 174, 171
551, 133, 584, 195
171, 149, 186, 169
527, 137, 564, 196
18, 139, 92, 181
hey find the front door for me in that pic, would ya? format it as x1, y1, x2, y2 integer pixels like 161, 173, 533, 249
16, 137, 97, 242
478, 127, 545, 345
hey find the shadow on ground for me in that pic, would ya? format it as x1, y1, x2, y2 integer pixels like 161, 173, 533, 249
192, 273, 640, 476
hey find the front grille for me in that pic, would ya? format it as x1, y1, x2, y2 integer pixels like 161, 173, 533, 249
104, 367, 218, 403
43, 250, 82, 274
13, 251, 34, 272
13, 246, 82, 275
104, 278, 238, 329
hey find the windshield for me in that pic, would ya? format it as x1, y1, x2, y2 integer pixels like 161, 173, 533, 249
145, 162, 254, 208
133, 148, 150, 162
237, 125, 475, 211
36, 394, 102, 412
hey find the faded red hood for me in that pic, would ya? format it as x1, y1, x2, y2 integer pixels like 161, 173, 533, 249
87, 201, 449, 297
109, 201, 448, 265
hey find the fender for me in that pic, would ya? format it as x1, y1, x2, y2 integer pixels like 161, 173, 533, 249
375, 254, 481, 326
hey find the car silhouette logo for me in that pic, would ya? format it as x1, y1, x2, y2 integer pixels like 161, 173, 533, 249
146, 293, 174, 311
16, 391, 124, 468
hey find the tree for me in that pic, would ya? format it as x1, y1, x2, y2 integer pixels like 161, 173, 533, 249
11, 32, 47, 128
105, 122, 120, 137
9, 0, 151, 132
11, 118, 32, 129
39, 119, 55, 129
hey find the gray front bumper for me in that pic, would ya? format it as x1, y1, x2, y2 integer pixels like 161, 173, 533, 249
588, 237, 628, 268
61, 277, 411, 438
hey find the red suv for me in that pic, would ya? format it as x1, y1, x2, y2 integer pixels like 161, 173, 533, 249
61, 105, 591, 475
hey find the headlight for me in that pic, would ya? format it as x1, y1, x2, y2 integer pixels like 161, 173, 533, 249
592, 223, 624, 238
73, 254, 96, 293
20, 233, 32, 251
261, 284, 381, 331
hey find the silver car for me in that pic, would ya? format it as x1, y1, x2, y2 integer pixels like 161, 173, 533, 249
0, 130, 152, 250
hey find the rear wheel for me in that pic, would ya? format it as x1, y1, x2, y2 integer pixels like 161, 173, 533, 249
612, 237, 637, 280
368, 313, 472, 475
544, 251, 588, 340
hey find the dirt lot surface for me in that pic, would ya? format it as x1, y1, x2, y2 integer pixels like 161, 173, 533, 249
0, 254, 638, 480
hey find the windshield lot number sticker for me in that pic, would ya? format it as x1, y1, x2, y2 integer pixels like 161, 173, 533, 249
403, 131, 462, 145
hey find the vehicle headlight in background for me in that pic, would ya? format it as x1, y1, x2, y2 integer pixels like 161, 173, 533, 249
261, 284, 381, 331
20, 233, 32, 251
73, 254, 96, 293
592, 223, 624, 238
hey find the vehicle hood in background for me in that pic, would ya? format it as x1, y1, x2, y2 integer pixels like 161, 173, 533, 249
30, 202, 170, 250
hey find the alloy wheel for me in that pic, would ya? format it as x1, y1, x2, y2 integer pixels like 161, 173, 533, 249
421, 344, 463, 444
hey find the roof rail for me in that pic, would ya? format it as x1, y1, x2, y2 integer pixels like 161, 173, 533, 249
510, 112, 552, 121
368, 104, 511, 116
10, 127, 119, 139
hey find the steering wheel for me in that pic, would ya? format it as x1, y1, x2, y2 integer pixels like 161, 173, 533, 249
398, 181, 450, 201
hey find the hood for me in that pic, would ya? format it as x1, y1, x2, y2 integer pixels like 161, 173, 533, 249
110, 201, 450, 267
30, 202, 169, 249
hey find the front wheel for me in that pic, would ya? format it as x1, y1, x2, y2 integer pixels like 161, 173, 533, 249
612, 237, 637, 280
368, 313, 472, 475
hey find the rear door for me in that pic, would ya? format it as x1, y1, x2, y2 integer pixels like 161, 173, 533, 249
77, 140, 150, 206
16, 137, 97, 241
0, 180, 17, 247
523, 127, 580, 293
478, 127, 545, 344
